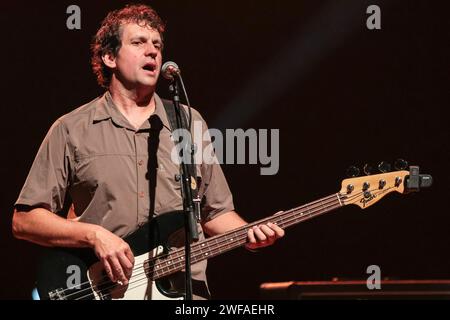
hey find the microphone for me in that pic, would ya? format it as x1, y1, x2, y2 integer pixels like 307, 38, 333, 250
161, 61, 181, 80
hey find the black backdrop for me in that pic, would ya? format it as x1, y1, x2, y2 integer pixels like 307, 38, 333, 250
1, 0, 449, 299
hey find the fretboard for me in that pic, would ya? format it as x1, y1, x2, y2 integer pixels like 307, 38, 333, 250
146, 193, 345, 279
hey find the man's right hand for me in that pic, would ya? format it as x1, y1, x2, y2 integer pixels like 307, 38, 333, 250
12, 208, 135, 285
90, 228, 135, 285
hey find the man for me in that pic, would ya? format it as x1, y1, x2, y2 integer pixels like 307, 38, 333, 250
12, 4, 284, 299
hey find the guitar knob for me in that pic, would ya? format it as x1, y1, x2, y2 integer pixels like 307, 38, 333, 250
346, 166, 360, 178
346, 184, 354, 194
362, 182, 370, 191
394, 159, 408, 170
363, 163, 373, 175
378, 161, 391, 173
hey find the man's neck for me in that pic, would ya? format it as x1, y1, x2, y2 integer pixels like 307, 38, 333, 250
109, 81, 157, 129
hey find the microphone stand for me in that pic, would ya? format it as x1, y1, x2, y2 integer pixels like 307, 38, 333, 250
168, 76, 199, 301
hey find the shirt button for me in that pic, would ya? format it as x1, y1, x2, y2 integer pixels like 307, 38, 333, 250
139, 191, 145, 198
138, 160, 144, 166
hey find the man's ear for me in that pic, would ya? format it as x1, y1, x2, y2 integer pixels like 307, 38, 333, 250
102, 52, 116, 69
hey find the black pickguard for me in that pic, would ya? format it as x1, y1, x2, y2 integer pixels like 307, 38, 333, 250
36, 210, 187, 300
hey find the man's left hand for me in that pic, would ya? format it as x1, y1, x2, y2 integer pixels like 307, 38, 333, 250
246, 222, 285, 251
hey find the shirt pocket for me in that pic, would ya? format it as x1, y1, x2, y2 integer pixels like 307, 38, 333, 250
72, 153, 99, 189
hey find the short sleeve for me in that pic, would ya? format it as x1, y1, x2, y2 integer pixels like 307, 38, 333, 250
14, 119, 72, 214
192, 111, 234, 222
200, 161, 235, 222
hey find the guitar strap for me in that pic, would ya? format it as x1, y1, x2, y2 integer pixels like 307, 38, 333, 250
161, 99, 201, 221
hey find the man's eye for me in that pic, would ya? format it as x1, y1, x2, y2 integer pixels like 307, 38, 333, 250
132, 41, 142, 45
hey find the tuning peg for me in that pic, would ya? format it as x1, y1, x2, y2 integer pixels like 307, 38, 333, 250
346, 166, 360, 178
363, 163, 374, 175
394, 158, 408, 170
378, 161, 392, 173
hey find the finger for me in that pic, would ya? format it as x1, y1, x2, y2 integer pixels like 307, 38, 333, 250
118, 252, 133, 279
102, 259, 115, 283
268, 222, 285, 238
247, 228, 257, 244
124, 246, 135, 266
109, 256, 128, 285
260, 224, 276, 239
252, 226, 267, 242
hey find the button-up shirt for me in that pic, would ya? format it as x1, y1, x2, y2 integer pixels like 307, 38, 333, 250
15, 91, 234, 290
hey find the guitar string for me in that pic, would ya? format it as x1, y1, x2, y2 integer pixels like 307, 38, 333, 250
73, 199, 347, 300
65, 186, 383, 300
59, 193, 343, 298
60, 192, 351, 299
61, 192, 358, 300
68, 192, 357, 300
73, 187, 377, 301
71, 200, 342, 299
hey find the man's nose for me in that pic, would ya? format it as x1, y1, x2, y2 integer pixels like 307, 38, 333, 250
144, 43, 158, 58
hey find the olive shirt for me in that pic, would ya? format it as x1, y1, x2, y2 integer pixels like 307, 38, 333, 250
15, 91, 235, 296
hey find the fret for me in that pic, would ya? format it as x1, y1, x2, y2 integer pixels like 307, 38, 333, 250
152, 268, 160, 279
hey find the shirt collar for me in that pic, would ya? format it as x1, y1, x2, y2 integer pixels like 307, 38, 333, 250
92, 92, 112, 122
93, 91, 171, 131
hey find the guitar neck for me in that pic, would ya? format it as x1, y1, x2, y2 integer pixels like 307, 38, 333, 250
149, 193, 345, 280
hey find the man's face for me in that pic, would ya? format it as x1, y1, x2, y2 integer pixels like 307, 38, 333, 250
110, 22, 163, 89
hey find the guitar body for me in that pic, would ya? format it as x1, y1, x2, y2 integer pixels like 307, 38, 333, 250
36, 211, 187, 300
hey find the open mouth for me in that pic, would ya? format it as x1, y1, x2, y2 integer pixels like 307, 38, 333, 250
142, 63, 156, 72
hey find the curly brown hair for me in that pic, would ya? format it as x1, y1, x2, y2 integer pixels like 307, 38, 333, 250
91, 4, 166, 89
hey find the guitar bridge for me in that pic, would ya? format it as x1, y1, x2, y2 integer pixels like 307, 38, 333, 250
49, 288, 66, 300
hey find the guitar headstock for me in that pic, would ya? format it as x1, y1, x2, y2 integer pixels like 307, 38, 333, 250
339, 165, 432, 209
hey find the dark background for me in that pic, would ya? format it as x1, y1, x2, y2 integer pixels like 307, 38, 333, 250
1, 0, 449, 299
